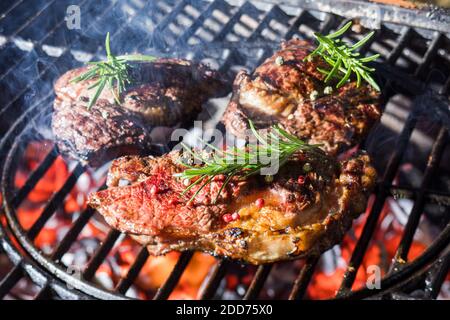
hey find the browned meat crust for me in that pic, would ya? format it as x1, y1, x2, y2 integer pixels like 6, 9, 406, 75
52, 58, 230, 166
221, 39, 381, 156
52, 100, 152, 166
88, 150, 376, 264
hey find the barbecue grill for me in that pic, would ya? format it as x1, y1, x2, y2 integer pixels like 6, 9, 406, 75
0, 0, 449, 300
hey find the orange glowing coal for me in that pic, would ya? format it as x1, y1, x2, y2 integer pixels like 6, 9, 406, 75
93, 238, 217, 299
137, 252, 217, 299
307, 196, 427, 299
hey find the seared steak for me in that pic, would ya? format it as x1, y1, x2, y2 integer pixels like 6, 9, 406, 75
52, 58, 229, 166
222, 39, 381, 155
88, 150, 376, 264
52, 100, 153, 167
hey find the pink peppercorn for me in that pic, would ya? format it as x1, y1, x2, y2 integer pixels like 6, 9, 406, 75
223, 214, 233, 223
231, 212, 240, 221
213, 174, 226, 181
255, 198, 265, 208
297, 175, 306, 185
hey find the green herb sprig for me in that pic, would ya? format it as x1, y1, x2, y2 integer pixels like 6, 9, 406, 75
71, 32, 156, 109
174, 121, 323, 204
306, 21, 380, 91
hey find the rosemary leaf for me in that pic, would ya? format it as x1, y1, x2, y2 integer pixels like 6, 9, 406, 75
327, 21, 352, 39
175, 121, 324, 204
305, 22, 380, 91
71, 32, 157, 109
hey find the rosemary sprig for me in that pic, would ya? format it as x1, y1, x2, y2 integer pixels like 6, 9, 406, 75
306, 21, 380, 91
71, 32, 156, 109
174, 121, 323, 204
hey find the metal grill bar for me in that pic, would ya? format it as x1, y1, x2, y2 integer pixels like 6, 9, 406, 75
0, 0, 89, 81
153, 251, 194, 300
426, 253, 450, 299
264, 0, 450, 33
213, 1, 255, 42
337, 112, 418, 296
33, 284, 52, 300
247, 5, 282, 42
1, 152, 85, 298
288, 257, 319, 300
27, 164, 86, 240
341, 223, 450, 299
199, 260, 229, 300
414, 32, 443, 78
11, 146, 58, 208
243, 265, 272, 299
0, 111, 93, 301
388, 185, 450, 204
0, 95, 52, 162
0, 144, 58, 298
82, 229, 121, 281
106, 1, 161, 55
0, 265, 23, 299
391, 127, 448, 269
174, 0, 224, 48
245, 5, 288, 67
2, 0, 56, 40
33, 184, 108, 299
0, 0, 25, 18
283, 9, 306, 40
0, 0, 120, 119
379, 27, 413, 105
51, 207, 97, 261
336, 30, 446, 295
150, 0, 189, 49
387, 27, 413, 65
114, 246, 149, 294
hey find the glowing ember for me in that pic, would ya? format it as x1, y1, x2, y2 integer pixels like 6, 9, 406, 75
306, 196, 427, 299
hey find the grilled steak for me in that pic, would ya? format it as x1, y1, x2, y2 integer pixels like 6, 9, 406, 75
222, 39, 381, 155
88, 150, 376, 264
52, 58, 229, 166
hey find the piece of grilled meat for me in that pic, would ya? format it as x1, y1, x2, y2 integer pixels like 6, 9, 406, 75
88, 150, 376, 264
52, 58, 229, 166
222, 39, 381, 156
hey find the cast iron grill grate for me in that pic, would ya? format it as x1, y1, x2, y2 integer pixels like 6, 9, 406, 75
0, 0, 449, 300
